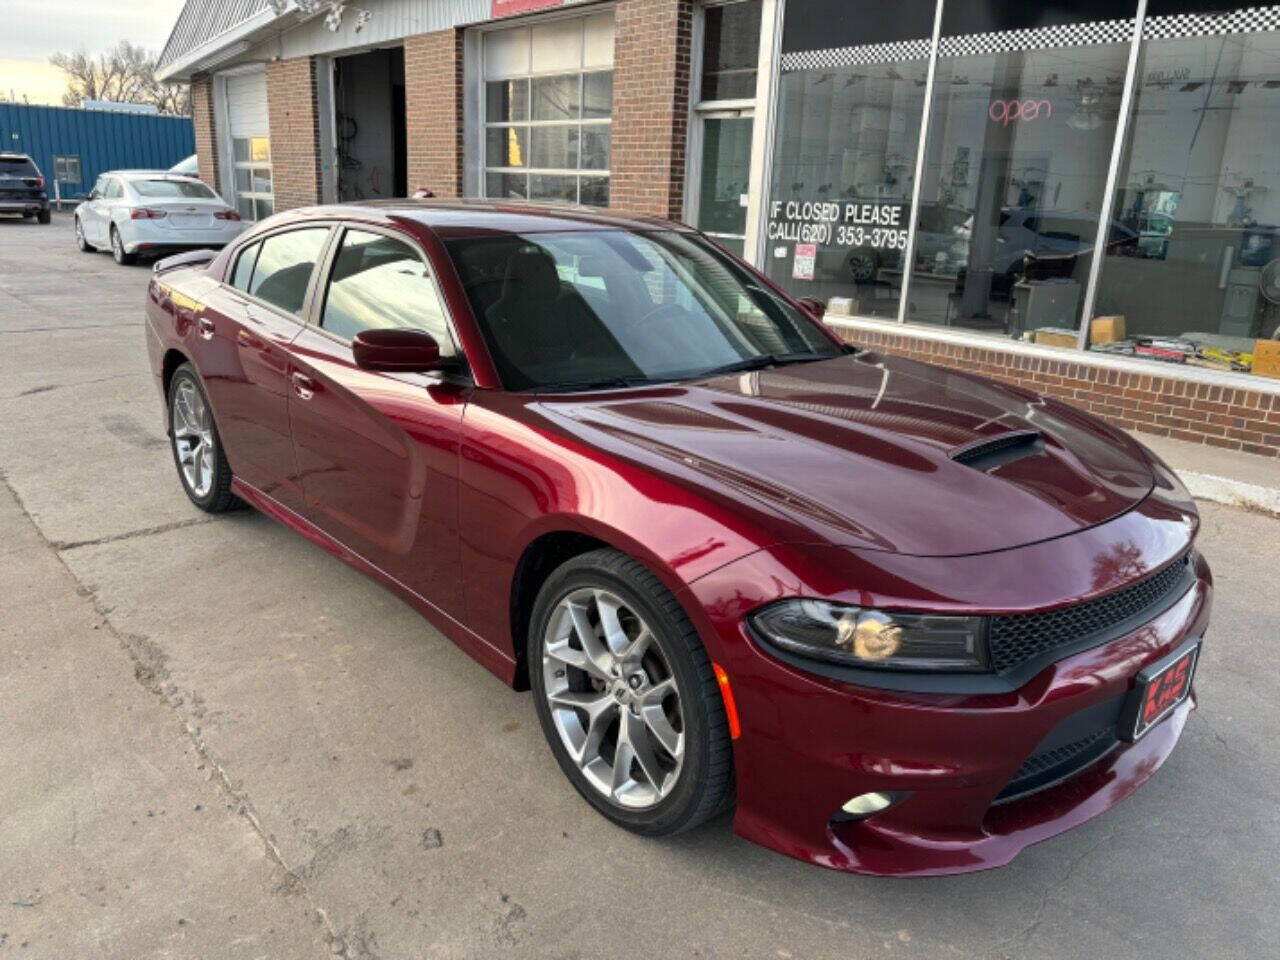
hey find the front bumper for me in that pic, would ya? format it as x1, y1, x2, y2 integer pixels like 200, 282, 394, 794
685, 497, 1211, 876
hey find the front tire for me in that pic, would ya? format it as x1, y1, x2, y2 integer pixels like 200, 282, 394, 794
110, 225, 136, 265
75, 216, 95, 252
529, 548, 734, 836
167, 364, 238, 512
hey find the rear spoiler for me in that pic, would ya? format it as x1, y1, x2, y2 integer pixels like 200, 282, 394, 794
153, 248, 218, 274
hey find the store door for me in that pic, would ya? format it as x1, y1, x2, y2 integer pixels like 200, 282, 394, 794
693, 110, 754, 257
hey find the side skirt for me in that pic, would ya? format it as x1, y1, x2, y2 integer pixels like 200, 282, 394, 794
231, 477, 519, 686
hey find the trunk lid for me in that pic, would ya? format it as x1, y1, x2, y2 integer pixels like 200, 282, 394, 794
128, 178, 228, 229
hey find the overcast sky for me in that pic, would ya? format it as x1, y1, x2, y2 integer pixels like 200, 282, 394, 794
0, 0, 185, 105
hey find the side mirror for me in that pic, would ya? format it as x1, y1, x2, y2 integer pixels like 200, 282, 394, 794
352, 328, 456, 373
796, 296, 826, 319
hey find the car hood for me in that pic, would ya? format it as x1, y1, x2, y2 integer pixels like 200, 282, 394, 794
536, 352, 1155, 557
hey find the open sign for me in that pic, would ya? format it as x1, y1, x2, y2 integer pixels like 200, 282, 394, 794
989, 98, 1053, 125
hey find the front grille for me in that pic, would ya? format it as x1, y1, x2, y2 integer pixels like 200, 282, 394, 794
995, 728, 1118, 803
988, 551, 1193, 674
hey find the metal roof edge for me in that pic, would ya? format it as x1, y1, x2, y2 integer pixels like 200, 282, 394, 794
156, 8, 281, 82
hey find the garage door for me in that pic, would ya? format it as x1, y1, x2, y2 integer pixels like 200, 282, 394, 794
226, 71, 268, 138
223, 70, 273, 221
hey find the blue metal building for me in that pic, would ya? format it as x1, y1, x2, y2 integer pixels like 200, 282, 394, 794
0, 102, 194, 202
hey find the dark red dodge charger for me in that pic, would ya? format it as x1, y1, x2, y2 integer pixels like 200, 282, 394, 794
145, 200, 1210, 876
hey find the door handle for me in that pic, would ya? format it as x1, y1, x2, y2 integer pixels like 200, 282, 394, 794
196, 315, 215, 339
291, 371, 316, 400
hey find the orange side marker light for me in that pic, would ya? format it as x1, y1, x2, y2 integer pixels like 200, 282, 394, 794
713, 662, 742, 740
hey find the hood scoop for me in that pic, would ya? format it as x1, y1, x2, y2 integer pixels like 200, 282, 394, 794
950, 430, 1045, 472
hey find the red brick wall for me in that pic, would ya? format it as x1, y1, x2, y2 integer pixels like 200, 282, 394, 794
190, 74, 219, 190
611, 0, 694, 219
404, 29, 464, 198
266, 57, 322, 211
837, 325, 1280, 459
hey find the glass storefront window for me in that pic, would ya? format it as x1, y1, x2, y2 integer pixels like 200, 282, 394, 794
764, 41, 931, 317
1094, 5, 1280, 369
760, 0, 1280, 383
909, 37, 1133, 338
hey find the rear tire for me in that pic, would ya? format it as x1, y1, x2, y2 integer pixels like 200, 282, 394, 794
37, 209, 50, 224
529, 548, 734, 837
167, 363, 239, 513
75, 216, 95, 252
110, 226, 136, 265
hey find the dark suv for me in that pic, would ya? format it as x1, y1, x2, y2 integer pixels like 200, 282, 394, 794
0, 153, 51, 223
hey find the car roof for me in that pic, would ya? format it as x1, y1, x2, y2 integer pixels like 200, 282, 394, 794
283, 198, 694, 239
0, 152, 34, 161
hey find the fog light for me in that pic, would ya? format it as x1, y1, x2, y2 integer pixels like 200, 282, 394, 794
841, 792, 895, 817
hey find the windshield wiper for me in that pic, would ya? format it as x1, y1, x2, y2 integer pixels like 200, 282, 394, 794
695, 352, 832, 379
530, 375, 668, 394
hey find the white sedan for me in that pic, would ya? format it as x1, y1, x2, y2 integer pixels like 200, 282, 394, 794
75, 172, 247, 266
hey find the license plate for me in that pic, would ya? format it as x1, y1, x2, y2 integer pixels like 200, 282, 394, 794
1119, 639, 1199, 741
171, 214, 209, 226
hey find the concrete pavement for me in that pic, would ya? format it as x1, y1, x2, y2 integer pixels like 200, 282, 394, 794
1, 214, 1277, 959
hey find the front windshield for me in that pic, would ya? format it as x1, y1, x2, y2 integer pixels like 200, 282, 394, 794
444, 229, 842, 391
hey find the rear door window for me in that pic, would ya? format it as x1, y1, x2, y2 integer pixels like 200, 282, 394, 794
230, 242, 260, 291
104, 179, 123, 200
248, 228, 331, 316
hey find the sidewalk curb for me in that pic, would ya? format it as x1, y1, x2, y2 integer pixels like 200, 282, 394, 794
1182, 471, 1280, 520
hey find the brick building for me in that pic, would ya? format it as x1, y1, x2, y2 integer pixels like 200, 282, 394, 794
158, 0, 1280, 458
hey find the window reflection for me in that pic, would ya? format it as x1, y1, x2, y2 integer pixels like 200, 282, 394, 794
322, 231, 453, 347
1096, 26, 1280, 356
765, 61, 929, 319
909, 43, 1132, 337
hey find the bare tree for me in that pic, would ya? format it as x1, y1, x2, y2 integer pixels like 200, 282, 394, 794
50, 41, 190, 116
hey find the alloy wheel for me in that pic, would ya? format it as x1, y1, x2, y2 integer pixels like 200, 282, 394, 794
171, 379, 216, 499
75, 218, 85, 249
111, 228, 124, 263
541, 587, 685, 809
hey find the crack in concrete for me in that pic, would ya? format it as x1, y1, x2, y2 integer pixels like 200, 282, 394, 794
51, 515, 222, 552
0, 470, 343, 959
4, 372, 146, 401
0, 321, 144, 335
986, 826, 1116, 956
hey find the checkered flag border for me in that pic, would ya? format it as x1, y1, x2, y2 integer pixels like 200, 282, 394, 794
1144, 6, 1280, 40
780, 7, 1280, 75
938, 19, 1135, 57
781, 38, 932, 73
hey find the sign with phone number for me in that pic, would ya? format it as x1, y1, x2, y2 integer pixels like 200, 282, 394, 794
767, 200, 909, 252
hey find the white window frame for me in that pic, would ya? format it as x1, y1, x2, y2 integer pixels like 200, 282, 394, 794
686, 0, 764, 252
215, 65, 275, 222
477, 8, 615, 207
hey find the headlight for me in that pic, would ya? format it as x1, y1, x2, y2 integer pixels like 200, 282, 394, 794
749, 600, 989, 672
